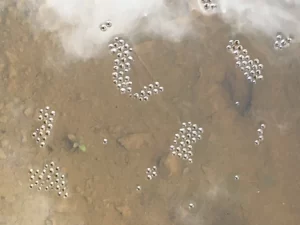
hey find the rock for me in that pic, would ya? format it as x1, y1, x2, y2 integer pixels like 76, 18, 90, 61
21, 133, 27, 143
6, 51, 18, 64
5, 102, 14, 110
5, 194, 15, 202
135, 40, 155, 54
117, 133, 153, 151
201, 165, 217, 185
22, 36, 29, 43
67, 134, 76, 142
73, 143, 79, 148
0, 149, 6, 160
183, 167, 190, 175
85, 196, 93, 204
163, 152, 182, 176
54, 200, 77, 213
75, 186, 82, 194
186, 0, 201, 13
8, 65, 17, 78
208, 133, 217, 142
44, 218, 54, 225
5, 18, 9, 26
23, 107, 33, 117
107, 125, 122, 136
0, 115, 8, 123
1, 139, 9, 148
85, 179, 93, 192
115, 205, 131, 218
0, 58, 5, 74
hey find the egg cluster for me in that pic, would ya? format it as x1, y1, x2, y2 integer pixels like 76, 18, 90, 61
226, 39, 264, 84
200, 0, 217, 11
132, 82, 164, 101
169, 122, 204, 164
32, 106, 56, 148
109, 37, 134, 94
108, 36, 164, 101
99, 20, 112, 32
145, 165, 158, 181
254, 123, 266, 146
188, 203, 195, 210
274, 33, 293, 50
28, 162, 69, 198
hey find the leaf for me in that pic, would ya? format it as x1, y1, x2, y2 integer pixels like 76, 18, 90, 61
79, 144, 87, 152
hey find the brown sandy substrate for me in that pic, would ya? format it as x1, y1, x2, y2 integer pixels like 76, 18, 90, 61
0, 2, 299, 225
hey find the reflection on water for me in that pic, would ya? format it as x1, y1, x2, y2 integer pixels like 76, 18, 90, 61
0, 2, 300, 225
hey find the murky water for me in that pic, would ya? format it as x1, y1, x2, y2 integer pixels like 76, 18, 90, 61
0, 2, 300, 225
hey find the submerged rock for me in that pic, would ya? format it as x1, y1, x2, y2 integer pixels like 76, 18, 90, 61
23, 107, 33, 117
0, 149, 6, 160
117, 133, 153, 151
163, 152, 182, 176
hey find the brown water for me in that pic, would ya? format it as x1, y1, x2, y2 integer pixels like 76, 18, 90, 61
0, 2, 300, 225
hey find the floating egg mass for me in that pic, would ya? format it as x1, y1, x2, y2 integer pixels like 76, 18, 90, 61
99, 20, 112, 32
227, 40, 264, 83
254, 123, 266, 146
170, 122, 204, 163
108, 37, 164, 102
28, 162, 70, 199
274, 33, 293, 50
32, 106, 56, 148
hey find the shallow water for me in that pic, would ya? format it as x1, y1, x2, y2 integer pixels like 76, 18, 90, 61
0, 2, 300, 225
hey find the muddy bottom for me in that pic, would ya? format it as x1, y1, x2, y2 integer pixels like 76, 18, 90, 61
0, 2, 299, 225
